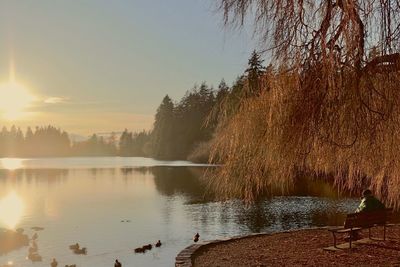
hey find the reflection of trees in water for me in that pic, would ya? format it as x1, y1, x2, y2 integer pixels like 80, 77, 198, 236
118, 167, 155, 186
151, 167, 209, 202
120, 167, 149, 176
270, 176, 352, 199
0, 169, 69, 185
190, 175, 357, 233
0, 166, 365, 234
88, 168, 119, 184
148, 167, 358, 233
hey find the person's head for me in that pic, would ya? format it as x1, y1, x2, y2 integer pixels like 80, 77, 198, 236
362, 189, 373, 198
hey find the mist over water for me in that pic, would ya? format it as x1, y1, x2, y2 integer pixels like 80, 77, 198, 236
0, 157, 359, 267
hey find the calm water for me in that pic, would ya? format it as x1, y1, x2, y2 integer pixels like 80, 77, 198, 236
0, 157, 359, 267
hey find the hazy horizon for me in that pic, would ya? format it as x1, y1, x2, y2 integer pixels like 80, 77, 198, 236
0, 0, 257, 135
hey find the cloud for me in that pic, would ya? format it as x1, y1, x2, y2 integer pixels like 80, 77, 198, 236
44, 97, 70, 104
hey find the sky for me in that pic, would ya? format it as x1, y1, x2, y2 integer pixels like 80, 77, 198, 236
0, 0, 257, 136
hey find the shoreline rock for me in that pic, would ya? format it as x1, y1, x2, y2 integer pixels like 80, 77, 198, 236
0, 228, 29, 255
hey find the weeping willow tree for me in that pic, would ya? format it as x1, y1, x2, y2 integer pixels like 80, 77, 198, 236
209, 0, 400, 207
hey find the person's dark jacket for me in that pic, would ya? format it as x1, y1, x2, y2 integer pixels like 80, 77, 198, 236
356, 195, 385, 212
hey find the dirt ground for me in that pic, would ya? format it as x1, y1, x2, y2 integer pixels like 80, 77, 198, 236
193, 226, 400, 267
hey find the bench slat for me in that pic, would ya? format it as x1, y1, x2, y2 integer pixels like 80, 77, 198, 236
344, 209, 392, 229
328, 227, 361, 233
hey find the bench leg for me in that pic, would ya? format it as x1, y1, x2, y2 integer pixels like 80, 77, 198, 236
384, 225, 386, 241
331, 232, 337, 248
349, 231, 352, 249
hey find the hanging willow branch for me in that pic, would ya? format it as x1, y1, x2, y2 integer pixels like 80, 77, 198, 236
209, 0, 400, 206
218, 0, 400, 73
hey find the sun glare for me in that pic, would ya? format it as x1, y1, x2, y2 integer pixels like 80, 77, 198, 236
0, 81, 35, 120
0, 60, 36, 120
0, 191, 24, 229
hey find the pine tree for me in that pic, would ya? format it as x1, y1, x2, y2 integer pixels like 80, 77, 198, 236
245, 50, 266, 97
151, 95, 174, 158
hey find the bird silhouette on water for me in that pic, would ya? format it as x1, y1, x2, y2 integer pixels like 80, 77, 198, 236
194, 233, 200, 242
114, 259, 122, 267
69, 243, 79, 250
143, 244, 152, 250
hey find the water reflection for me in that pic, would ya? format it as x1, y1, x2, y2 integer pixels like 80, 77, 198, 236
235, 197, 353, 232
0, 167, 361, 233
0, 158, 23, 170
150, 167, 360, 232
0, 163, 375, 267
152, 167, 209, 202
0, 191, 24, 229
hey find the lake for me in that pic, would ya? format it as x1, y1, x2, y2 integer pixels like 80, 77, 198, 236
0, 157, 359, 267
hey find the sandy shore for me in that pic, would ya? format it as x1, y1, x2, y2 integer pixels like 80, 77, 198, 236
192, 226, 400, 266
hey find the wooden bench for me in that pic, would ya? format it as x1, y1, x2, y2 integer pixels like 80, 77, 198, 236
328, 208, 393, 248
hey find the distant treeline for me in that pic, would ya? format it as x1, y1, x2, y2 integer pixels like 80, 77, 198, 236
0, 81, 223, 160
0, 125, 119, 157
0, 51, 266, 162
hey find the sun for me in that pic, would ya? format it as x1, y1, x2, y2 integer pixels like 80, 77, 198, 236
0, 61, 36, 120
0, 81, 36, 120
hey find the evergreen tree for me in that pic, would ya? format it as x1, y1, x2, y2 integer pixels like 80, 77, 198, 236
207, 79, 230, 128
151, 95, 174, 158
216, 79, 229, 102
119, 129, 133, 156
245, 50, 266, 97
131, 130, 150, 156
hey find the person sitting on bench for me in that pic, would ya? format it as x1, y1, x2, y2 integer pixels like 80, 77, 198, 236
347, 189, 385, 241
356, 189, 385, 213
